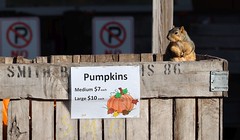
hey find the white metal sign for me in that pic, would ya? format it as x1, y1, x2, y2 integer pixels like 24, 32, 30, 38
71, 66, 140, 119
0, 17, 40, 59
92, 17, 134, 54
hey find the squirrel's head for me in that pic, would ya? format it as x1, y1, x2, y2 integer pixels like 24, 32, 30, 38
167, 26, 186, 42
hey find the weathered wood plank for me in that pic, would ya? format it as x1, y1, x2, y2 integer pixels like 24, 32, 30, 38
4, 57, 14, 64
78, 54, 103, 140
140, 53, 154, 62
0, 64, 69, 99
56, 101, 78, 140
198, 98, 220, 140
151, 99, 173, 140
155, 54, 163, 61
50, 55, 73, 63
79, 119, 102, 140
0, 57, 13, 140
126, 100, 149, 140
141, 60, 224, 98
95, 54, 119, 62
140, 53, 163, 62
119, 54, 140, 62
51, 55, 72, 90
8, 100, 29, 140
220, 99, 223, 140
53, 55, 78, 140
0, 100, 2, 140
152, 0, 173, 54
0, 59, 226, 99
6, 54, 29, 140
32, 101, 54, 140
104, 119, 125, 140
92, 54, 126, 140
16, 56, 32, 64
34, 56, 48, 63
174, 99, 196, 140
73, 55, 81, 63
79, 55, 95, 62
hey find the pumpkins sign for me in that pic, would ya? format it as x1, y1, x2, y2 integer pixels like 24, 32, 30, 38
71, 66, 140, 119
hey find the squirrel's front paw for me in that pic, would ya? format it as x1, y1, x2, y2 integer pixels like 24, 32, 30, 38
171, 57, 186, 62
170, 46, 182, 57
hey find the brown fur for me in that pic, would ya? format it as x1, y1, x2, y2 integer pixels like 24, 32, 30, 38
165, 26, 196, 62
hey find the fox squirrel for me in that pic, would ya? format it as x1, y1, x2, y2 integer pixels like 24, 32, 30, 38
164, 26, 196, 61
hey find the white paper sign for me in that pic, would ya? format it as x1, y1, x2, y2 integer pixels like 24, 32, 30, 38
71, 66, 140, 119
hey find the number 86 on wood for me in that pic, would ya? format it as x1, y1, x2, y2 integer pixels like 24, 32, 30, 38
164, 63, 181, 75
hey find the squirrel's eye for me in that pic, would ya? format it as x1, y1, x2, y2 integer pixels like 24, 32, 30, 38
175, 31, 178, 34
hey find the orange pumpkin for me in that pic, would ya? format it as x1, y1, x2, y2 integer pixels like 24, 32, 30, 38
107, 94, 134, 113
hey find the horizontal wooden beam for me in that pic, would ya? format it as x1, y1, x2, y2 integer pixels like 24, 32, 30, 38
0, 59, 226, 99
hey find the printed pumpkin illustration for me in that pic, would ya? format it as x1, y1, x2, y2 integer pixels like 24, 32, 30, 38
107, 87, 139, 117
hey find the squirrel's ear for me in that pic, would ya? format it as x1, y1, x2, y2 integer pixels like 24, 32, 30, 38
180, 26, 185, 32
172, 25, 175, 28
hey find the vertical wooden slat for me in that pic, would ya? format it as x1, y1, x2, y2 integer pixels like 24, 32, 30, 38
198, 98, 220, 140
32, 101, 54, 139
140, 53, 163, 62
141, 53, 153, 61
0, 57, 12, 140
220, 98, 223, 140
6, 56, 30, 140
118, 54, 144, 139
34, 56, 48, 63
119, 54, 140, 62
51, 55, 78, 140
56, 101, 78, 140
127, 100, 149, 140
0, 100, 2, 140
50, 55, 72, 64
31, 56, 54, 140
80, 119, 102, 140
4, 57, 14, 64
95, 54, 118, 63
174, 99, 196, 140
119, 54, 142, 139
155, 54, 163, 61
77, 55, 103, 140
2, 57, 14, 140
73, 55, 81, 63
93, 54, 126, 140
79, 55, 95, 62
104, 119, 125, 140
8, 100, 29, 140
15, 56, 32, 64
222, 60, 228, 97
152, 0, 173, 54
151, 99, 173, 140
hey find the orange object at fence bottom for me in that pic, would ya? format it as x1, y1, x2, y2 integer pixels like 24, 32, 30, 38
2, 99, 10, 125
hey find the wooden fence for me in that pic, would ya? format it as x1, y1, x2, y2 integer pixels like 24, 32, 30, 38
0, 54, 228, 140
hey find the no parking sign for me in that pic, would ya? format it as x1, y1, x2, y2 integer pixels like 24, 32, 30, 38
0, 17, 40, 59
92, 17, 134, 54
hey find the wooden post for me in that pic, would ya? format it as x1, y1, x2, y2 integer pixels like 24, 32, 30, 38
152, 0, 174, 54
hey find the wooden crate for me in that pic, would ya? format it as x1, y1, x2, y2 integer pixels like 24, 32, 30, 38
0, 54, 227, 140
